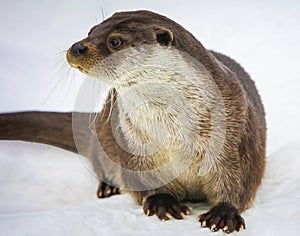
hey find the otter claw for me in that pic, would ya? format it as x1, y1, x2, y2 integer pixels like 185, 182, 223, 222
143, 193, 190, 220
210, 224, 217, 231
165, 213, 172, 219
97, 181, 120, 198
198, 202, 246, 233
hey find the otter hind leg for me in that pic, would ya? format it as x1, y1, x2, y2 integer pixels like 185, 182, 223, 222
198, 202, 245, 234
143, 193, 191, 220
97, 181, 121, 198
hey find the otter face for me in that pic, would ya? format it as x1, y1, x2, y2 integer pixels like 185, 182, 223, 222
66, 11, 175, 75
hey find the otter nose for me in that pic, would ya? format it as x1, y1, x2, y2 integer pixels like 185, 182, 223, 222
70, 42, 89, 57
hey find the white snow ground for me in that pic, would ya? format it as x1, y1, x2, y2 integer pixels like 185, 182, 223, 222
0, 1, 300, 235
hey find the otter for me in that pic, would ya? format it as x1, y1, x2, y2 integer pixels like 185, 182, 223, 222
0, 10, 266, 233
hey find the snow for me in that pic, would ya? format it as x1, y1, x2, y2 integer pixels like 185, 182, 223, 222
0, 0, 300, 235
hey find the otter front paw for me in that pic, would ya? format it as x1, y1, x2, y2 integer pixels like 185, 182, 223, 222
143, 193, 190, 220
97, 181, 120, 198
198, 202, 245, 234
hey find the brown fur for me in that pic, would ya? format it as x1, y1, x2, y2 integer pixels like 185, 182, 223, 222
67, 10, 266, 212
0, 101, 121, 187
0, 10, 266, 231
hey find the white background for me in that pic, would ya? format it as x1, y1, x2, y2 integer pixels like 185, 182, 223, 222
0, 0, 299, 235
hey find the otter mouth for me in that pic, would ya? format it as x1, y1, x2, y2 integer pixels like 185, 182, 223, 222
73, 64, 89, 74
67, 58, 90, 74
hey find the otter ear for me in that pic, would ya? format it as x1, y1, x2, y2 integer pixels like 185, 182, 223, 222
155, 28, 174, 46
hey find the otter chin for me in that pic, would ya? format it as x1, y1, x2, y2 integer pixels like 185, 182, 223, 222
63, 10, 266, 234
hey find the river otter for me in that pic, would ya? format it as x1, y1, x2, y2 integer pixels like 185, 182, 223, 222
0, 10, 266, 233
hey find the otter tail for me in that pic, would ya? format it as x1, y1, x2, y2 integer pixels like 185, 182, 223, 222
0, 112, 78, 153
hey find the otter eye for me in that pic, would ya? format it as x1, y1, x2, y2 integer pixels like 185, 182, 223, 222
109, 38, 122, 49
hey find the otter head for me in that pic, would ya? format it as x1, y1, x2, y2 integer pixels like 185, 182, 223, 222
66, 10, 176, 76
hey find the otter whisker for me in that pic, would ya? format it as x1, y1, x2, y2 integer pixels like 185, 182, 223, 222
44, 60, 71, 105
105, 88, 116, 125
88, 112, 98, 129
62, 68, 78, 103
